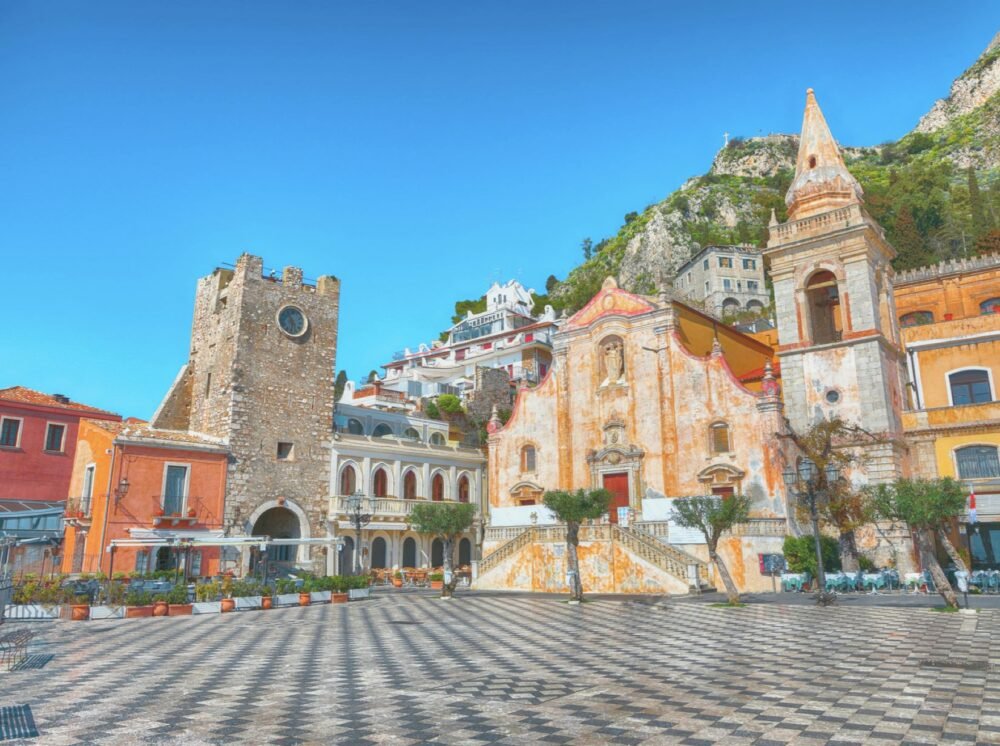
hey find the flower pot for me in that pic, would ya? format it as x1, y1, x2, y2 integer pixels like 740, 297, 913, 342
261, 596, 273, 610
169, 604, 193, 616
220, 598, 236, 613
331, 593, 348, 604
298, 592, 311, 606
70, 604, 90, 621
430, 580, 443, 590
152, 600, 169, 617
126, 605, 154, 618
391, 578, 403, 588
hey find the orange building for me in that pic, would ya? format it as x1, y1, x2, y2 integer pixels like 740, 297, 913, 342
61, 418, 229, 577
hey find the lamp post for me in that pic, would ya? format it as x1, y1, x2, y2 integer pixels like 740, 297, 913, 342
345, 492, 373, 576
782, 458, 841, 594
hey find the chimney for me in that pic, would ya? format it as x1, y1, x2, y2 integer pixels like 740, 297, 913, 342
53, 393, 70, 404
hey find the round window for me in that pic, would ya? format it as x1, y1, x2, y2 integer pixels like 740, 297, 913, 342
825, 389, 840, 404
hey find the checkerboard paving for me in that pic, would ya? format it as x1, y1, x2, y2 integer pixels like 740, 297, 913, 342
1, 594, 999, 744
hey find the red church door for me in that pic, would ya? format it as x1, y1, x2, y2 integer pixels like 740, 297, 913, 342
602, 473, 630, 524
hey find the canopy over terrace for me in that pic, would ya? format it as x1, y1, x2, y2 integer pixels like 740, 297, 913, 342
107, 533, 344, 579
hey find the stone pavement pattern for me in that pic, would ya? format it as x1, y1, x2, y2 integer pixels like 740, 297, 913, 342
2, 595, 999, 744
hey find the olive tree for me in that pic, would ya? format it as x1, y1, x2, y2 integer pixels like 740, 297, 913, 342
672, 494, 751, 604
542, 489, 612, 602
408, 502, 476, 599
868, 477, 966, 608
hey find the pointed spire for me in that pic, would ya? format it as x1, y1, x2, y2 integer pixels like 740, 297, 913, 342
785, 89, 863, 221
769, 208, 778, 227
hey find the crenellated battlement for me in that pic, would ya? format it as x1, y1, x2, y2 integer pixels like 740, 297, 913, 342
894, 252, 1000, 286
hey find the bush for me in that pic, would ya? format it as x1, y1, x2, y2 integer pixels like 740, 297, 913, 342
436, 394, 463, 415
858, 555, 876, 572
125, 590, 153, 607
274, 579, 299, 595
195, 581, 220, 602
428, 572, 443, 582
782, 535, 841, 576
424, 400, 441, 419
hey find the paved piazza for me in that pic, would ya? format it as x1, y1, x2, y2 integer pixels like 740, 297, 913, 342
3, 593, 1000, 744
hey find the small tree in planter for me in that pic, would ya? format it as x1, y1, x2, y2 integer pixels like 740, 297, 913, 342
541, 488, 612, 603
407, 502, 476, 598
868, 477, 966, 609
671, 494, 751, 604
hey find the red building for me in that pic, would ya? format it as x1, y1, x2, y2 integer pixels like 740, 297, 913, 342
0, 387, 121, 502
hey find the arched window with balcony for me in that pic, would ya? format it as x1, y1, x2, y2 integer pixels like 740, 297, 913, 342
347, 419, 363, 435
339, 464, 357, 496
372, 423, 393, 438
900, 310, 934, 327
372, 467, 388, 498
948, 369, 993, 405
403, 470, 417, 500
458, 475, 470, 503
430, 432, 446, 446
956, 445, 1000, 480
710, 422, 731, 454
805, 270, 842, 344
403, 427, 420, 441
432, 473, 445, 501
520, 445, 536, 473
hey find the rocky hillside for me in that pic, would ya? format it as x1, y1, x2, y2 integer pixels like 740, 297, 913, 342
537, 31, 1000, 314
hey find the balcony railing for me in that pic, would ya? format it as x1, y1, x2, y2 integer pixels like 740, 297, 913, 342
329, 495, 478, 519
64, 497, 92, 522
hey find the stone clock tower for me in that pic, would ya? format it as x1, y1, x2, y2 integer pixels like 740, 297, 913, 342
153, 253, 340, 567
765, 90, 908, 483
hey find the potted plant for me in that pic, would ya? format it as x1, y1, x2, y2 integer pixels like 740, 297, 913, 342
274, 579, 300, 607
309, 576, 333, 604
125, 589, 154, 618
167, 584, 193, 615
187, 508, 197, 518
298, 578, 312, 606
330, 576, 349, 604
231, 580, 263, 610
391, 571, 403, 588
192, 581, 222, 614
152, 594, 170, 617
348, 575, 371, 601
261, 592, 273, 610
428, 572, 444, 591
70, 593, 91, 621
92, 580, 126, 619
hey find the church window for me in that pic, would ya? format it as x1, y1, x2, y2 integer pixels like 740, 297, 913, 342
805, 270, 841, 344
403, 470, 417, 499
981, 298, 1000, 315
900, 310, 934, 327
710, 423, 731, 453
949, 369, 993, 405
521, 445, 537, 473
808, 155, 817, 169
339, 465, 357, 496
825, 389, 841, 404
956, 445, 1000, 480
372, 468, 389, 497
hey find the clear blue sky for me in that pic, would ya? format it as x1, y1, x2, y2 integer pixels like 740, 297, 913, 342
2, 2, 996, 418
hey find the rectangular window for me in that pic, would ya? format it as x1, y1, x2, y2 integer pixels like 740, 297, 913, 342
45, 423, 66, 452
0, 418, 21, 448
747, 280, 759, 291
743, 258, 756, 270
723, 279, 733, 291
82, 464, 96, 515
702, 259, 709, 270
719, 257, 733, 268
163, 464, 188, 514
190, 550, 203, 577
205, 372, 212, 399
949, 370, 993, 405
704, 281, 710, 293
135, 550, 150, 574
277, 442, 294, 461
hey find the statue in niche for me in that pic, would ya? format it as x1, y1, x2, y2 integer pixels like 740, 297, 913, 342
603, 340, 624, 383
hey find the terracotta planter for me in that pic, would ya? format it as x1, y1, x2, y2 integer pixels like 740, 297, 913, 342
298, 592, 311, 606
331, 593, 348, 604
392, 578, 403, 588
169, 604, 193, 616
430, 580, 443, 590
126, 605, 154, 618
220, 598, 236, 613
261, 596, 273, 610
152, 600, 169, 617
70, 604, 90, 621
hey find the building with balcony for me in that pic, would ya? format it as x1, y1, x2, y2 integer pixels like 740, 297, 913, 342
674, 245, 771, 318
60, 418, 229, 576
328, 406, 485, 575
368, 280, 560, 412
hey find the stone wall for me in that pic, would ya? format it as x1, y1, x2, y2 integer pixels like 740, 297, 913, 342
465, 366, 513, 424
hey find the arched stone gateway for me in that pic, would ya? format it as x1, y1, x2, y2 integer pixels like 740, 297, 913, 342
245, 498, 312, 568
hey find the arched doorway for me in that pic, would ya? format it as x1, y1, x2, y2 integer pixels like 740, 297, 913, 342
373, 467, 388, 497
252, 507, 301, 567
340, 464, 357, 496
431, 538, 444, 567
339, 536, 355, 575
432, 473, 444, 501
402, 537, 417, 568
458, 475, 470, 503
403, 470, 417, 499
459, 538, 471, 566
371, 537, 387, 569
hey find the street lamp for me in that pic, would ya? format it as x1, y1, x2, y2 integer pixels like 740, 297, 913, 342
783, 458, 841, 595
345, 491, 373, 576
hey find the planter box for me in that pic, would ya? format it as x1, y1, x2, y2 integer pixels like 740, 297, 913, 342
4, 604, 61, 620
331, 593, 348, 604
91, 605, 125, 620
70, 604, 90, 621
275, 593, 300, 607
234, 596, 262, 610
430, 581, 443, 590
192, 601, 221, 615
125, 605, 154, 619
310, 591, 331, 604
169, 604, 193, 616
348, 588, 370, 601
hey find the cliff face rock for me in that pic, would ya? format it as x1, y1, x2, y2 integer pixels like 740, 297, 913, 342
916, 31, 1000, 135
710, 135, 797, 178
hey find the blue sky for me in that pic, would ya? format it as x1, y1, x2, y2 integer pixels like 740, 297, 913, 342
1, 2, 996, 417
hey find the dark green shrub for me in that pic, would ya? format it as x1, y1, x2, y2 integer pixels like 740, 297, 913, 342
782, 535, 841, 576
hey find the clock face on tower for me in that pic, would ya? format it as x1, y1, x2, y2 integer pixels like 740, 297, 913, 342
277, 305, 308, 338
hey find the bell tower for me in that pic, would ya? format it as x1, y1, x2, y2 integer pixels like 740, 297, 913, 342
766, 89, 907, 481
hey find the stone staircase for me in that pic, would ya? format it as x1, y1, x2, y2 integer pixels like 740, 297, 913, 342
478, 527, 534, 577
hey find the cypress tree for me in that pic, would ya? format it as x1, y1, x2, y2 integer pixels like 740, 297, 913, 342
968, 167, 988, 239
892, 205, 931, 269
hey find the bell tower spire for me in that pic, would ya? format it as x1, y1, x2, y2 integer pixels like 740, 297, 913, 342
785, 89, 864, 221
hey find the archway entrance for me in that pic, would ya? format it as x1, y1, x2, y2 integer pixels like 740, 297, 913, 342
371, 537, 387, 569
602, 473, 629, 524
431, 538, 444, 567
339, 536, 356, 575
251, 507, 301, 568
402, 537, 417, 568
458, 538, 471, 566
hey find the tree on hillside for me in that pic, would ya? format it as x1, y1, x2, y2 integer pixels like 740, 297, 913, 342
672, 494, 750, 604
868, 478, 966, 608
334, 370, 348, 403
892, 205, 932, 270
542, 489, 612, 602
968, 167, 990, 239
408, 502, 476, 599
975, 229, 1000, 255
581, 237, 593, 261
545, 274, 559, 293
